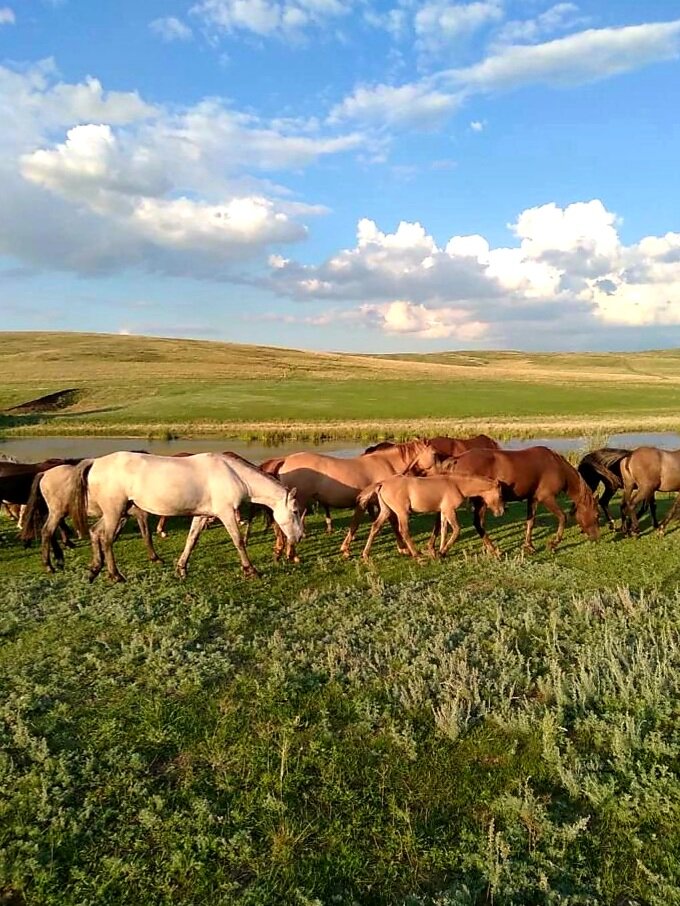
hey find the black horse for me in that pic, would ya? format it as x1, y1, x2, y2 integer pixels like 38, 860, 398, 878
576, 448, 642, 529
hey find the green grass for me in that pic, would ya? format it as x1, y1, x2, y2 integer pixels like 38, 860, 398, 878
2, 496, 680, 905
2, 332, 680, 439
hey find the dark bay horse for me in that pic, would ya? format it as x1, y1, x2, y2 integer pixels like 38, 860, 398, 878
620, 446, 680, 535
436, 446, 599, 554
0, 458, 82, 508
577, 448, 631, 528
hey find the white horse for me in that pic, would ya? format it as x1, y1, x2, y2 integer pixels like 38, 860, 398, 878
69, 451, 303, 582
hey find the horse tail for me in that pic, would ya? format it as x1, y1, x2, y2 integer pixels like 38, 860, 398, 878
357, 481, 382, 510
21, 472, 47, 545
69, 459, 94, 538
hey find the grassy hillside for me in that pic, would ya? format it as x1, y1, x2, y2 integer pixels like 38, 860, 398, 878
2, 332, 680, 439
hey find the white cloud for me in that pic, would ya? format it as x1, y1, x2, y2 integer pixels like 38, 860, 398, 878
0, 62, 360, 277
414, 1, 503, 58
266, 200, 680, 340
332, 19, 680, 131
493, 3, 584, 46
450, 19, 680, 92
329, 81, 462, 129
191, 0, 353, 40
150, 16, 193, 42
0, 7, 14, 25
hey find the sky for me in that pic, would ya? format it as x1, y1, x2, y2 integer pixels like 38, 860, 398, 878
0, 0, 679, 352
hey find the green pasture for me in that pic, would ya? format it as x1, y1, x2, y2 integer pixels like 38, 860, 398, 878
2, 333, 680, 437
2, 495, 680, 905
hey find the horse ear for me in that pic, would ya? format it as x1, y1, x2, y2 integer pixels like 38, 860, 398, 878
287, 487, 297, 500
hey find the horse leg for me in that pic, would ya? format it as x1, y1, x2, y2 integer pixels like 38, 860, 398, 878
523, 498, 538, 553
396, 514, 420, 560
542, 496, 567, 552
441, 510, 461, 556
324, 504, 333, 535
176, 516, 210, 578
599, 485, 616, 530
17, 504, 27, 530
100, 511, 127, 583
130, 505, 162, 563
658, 491, 680, 534
427, 513, 442, 557
387, 513, 409, 554
272, 522, 286, 561
218, 509, 260, 578
645, 494, 658, 529
340, 505, 365, 559
472, 499, 499, 556
156, 515, 169, 538
361, 508, 390, 560
40, 510, 65, 573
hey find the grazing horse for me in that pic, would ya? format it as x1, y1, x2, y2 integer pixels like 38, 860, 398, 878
274, 440, 441, 561
357, 473, 505, 560
69, 451, 303, 582
577, 448, 632, 528
21, 464, 160, 573
436, 446, 599, 554
620, 447, 680, 535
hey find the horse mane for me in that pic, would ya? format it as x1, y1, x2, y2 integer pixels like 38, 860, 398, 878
363, 441, 395, 454
578, 448, 631, 492
222, 450, 270, 478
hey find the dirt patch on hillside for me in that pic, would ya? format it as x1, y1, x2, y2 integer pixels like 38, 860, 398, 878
6, 388, 81, 413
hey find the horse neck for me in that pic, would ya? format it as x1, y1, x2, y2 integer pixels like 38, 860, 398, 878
230, 461, 285, 507
379, 441, 423, 470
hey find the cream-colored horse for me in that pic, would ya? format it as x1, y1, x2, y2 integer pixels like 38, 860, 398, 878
69, 452, 303, 582
357, 473, 505, 560
272, 439, 441, 560
21, 463, 159, 573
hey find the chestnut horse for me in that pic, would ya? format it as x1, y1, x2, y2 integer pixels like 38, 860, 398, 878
436, 446, 599, 554
273, 440, 441, 561
357, 473, 505, 560
620, 446, 680, 535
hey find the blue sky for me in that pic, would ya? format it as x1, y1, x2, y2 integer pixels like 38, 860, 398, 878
1, 0, 679, 352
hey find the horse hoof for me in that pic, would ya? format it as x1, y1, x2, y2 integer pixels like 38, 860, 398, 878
150, 556, 163, 564
110, 573, 126, 584
55, 560, 65, 571
88, 572, 98, 584
523, 544, 537, 555
243, 567, 261, 579
45, 565, 55, 575
340, 550, 351, 560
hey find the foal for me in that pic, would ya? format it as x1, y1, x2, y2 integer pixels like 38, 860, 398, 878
357, 473, 505, 560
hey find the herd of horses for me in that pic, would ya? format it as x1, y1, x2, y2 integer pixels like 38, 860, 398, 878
0, 435, 679, 582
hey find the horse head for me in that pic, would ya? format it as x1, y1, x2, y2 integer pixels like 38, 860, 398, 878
272, 487, 304, 543
575, 480, 600, 540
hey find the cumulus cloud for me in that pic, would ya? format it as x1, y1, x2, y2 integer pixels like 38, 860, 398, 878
150, 16, 193, 42
0, 6, 15, 25
0, 62, 361, 277
265, 200, 680, 341
191, 0, 353, 40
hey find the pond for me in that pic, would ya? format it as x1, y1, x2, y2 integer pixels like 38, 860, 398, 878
1, 432, 679, 463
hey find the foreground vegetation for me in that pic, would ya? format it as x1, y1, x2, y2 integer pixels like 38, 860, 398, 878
3, 333, 680, 440
2, 496, 680, 905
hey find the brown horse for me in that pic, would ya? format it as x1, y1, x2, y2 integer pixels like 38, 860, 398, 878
273, 440, 441, 560
620, 447, 680, 535
435, 446, 599, 554
357, 473, 505, 560
364, 434, 499, 458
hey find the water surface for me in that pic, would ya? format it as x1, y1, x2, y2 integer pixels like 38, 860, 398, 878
2, 432, 679, 463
